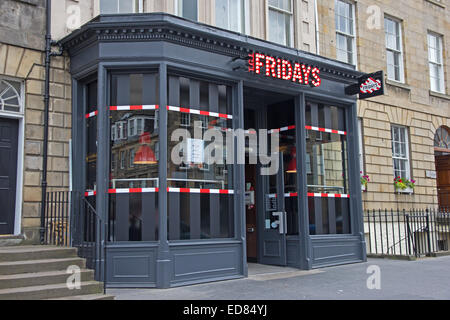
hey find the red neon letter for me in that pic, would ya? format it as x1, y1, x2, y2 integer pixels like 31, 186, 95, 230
248, 53, 255, 72
302, 64, 312, 85
292, 63, 303, 83
254, 53, 265, 74
282, 60, 293, 81
265, 55, 277, 78
311, 67, 321, 87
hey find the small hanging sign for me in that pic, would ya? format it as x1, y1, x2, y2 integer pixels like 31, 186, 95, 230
345, 71, 385, 100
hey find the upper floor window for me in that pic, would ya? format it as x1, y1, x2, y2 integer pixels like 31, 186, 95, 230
100, 0, 143, 14
176, 0, 198, 21
268, 0, 293, 47
384, 17, 404, 83
391, 125, 411, 181
0, 79, 22, 114
335, 0, 356, 65
428, 33, 445, 94
215, 0, 245, 33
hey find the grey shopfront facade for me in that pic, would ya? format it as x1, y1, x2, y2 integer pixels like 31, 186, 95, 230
61, 13, 366, 289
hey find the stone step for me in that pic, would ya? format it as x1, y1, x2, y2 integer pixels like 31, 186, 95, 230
0, 235, 24, 247
0, 258, 86, 275
0, 246, 78, 262
0, 269, 95, 290
0, 281, 104, 300
49, 294, 115, 300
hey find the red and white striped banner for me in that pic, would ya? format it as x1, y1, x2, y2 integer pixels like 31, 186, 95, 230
109, 188, 159, 194
305, 125, 347, 136
85, 105, 159, 118
168, 188, 234, 195
110, 105, 159, 111
307, 193, 350, 198
85, 190, 97, 197
268, 193, 349, 199
265, 125, 347, 136
167, 106, 233, 120
268, 125, 296, 134
85, 111, 98, 119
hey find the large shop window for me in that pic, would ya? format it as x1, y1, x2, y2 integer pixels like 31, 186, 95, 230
305, 103, 351, 235
167, 75, 234, 240
108, 73, 160, 242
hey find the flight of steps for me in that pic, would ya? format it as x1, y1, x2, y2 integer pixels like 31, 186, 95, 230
0, 245, 114, 300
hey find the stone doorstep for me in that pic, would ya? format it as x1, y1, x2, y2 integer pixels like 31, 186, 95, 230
0, 235, 24, 247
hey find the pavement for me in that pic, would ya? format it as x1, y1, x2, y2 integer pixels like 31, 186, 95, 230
107, 256, 450, 300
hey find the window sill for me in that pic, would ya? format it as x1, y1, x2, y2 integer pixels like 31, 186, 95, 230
425, 0, 446, 9
395, 188, 414, 195
430, 90, 450, 101
386, 79, 411, 91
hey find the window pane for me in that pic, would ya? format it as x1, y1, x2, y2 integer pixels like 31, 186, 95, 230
118, 0, 134, 13
181, 0, 198, 21
100, 0, 117, 13
216, 0, 243, 32
167, 76, 234, 240
269, 9, 291, 46
109, 73, 160, 242
306, 103, 350, 235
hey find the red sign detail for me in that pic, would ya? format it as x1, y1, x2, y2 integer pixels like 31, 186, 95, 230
248, 52, 321, 87
360, 77, 381, 94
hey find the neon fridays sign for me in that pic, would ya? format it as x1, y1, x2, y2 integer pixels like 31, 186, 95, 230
248, 52, 322, 87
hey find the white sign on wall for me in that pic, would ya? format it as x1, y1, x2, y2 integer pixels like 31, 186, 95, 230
426, 170, 437, 179
185, 138, 204, 164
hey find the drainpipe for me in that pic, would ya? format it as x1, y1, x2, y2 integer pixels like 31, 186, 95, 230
314, 0, 320, 55
40, 0, 63, 244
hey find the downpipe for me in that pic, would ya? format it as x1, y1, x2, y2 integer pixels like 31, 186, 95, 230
40, 0, 63, 244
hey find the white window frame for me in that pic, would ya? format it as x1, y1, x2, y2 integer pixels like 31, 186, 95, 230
384, 16, 405, 83
120, 150, 126, 169
116, 121, 127, 140
99, 0, 143, 14
176, 0, 199, 21
129, 149, 135, 168
335, 0, 357, 66
267, 0, 294, 47
391, 125, 412, 192
215, 0, 246, 33
428, 32, 445, 94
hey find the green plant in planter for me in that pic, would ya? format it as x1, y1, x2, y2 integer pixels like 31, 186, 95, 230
394, 177, 416, 191
360, 172, 370, 188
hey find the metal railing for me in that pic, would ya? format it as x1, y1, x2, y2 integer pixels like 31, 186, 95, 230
44, 191, 105, 287
365, 207, 450, 258
43, 191, 71, 246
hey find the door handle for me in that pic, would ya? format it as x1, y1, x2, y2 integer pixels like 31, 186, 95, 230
272, 212, 287, 235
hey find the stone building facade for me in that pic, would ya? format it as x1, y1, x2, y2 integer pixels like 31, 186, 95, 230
0, 0, 72, 242
318, 0, 450, 210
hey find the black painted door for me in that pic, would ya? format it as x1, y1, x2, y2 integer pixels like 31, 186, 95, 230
0, 118, 18, 234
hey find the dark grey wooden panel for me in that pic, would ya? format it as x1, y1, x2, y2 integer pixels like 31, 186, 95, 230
116, 193, 129, 241
116, 74, 130, 106
314, 197, 323, 235
189, 79, 200, 108
168, 76, 180, 106
210, 194, 220, 238
142, 192, 156, 241
169, 192, 180, 240
106, 246, 158, 287
190, 193, 201, 239
342, 198, 350, 234
311, 236, 363, 268
143, 73, 157, 105
324, 105, 332, 129
208, 84, 219, 112
310, 103, 318, 127
170, 243, 242, 284
328, 198, 337, 234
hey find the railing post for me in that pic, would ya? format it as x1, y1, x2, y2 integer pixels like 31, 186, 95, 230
426, 210, 432, 256
406, 214, 412, 256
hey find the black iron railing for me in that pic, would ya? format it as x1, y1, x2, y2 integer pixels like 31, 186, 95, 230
44, 191, 105, 286
44, 191, 71, 246
365, 207, 450, 258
